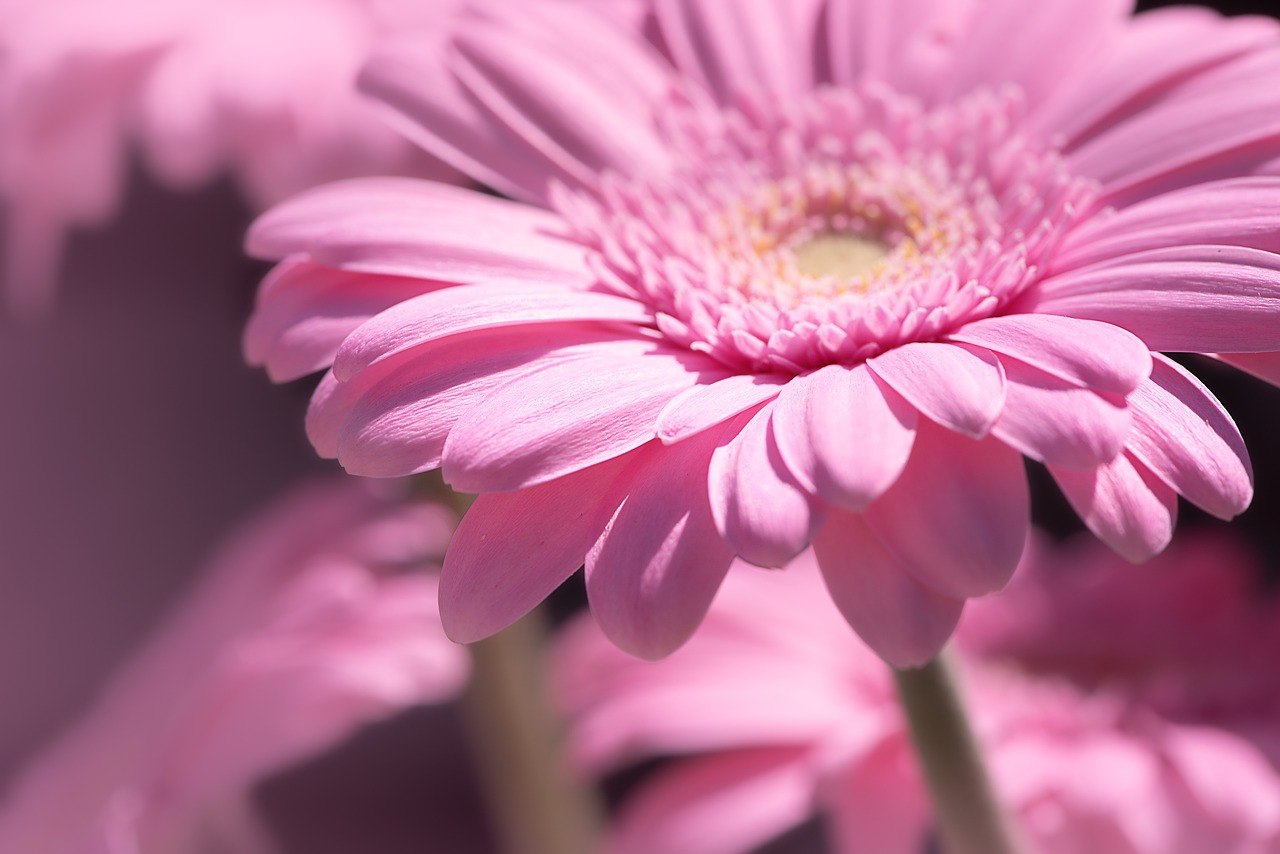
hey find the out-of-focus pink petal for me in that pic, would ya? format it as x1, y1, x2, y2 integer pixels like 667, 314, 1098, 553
709, 405, 824, 568
604, 748, 816, 854
867, 341, 1006, 438
439, 453, 636, 644
1049, 452, 1177, 562
813, 509, 964, 668
1125, 354, 1252, 520
586, 434, 734, 660
771, 363, 917, 510
822, 735, 931, 854
818, 0, 971, 97
651, 0, 816, 104
864, 421, 1029, 599
1214, 352, 1280, 388
441, 344, 717, 492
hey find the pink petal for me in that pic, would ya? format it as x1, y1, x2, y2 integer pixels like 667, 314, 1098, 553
708, 405, 824, 569
1054, 177, 1280, 270
771, 364, 917, 510
244, 258, 439, 382
1049, 452, 1177, 562
605, 748, 816, 854
812, 509, 964, 668
1069, 81, 1280, 206
442, 344, 716, 492
1026, 245, 1280, 353
934, 0, 1128, 107
1214, 352, 1280, 387
867, 341, 1006, 438
585, 433, 734, 660
1160, 727, 1280, 838
246, 177, 589, 282
989, 359, 1131, 468
450, 23, 670, 187
320, 328, 639, 477
820, 0, 970, 97
864, 421, 1029, 599
332, 282, 652, 380
947, 314, 1151, 397
656, 373, 787, 443
824, 735, 931, 854
652, 0, 816, 104
1125, 354, 1252, 520
1031, 8, 1278, 147
439, 454, 635, 643
358, 32, 560, 204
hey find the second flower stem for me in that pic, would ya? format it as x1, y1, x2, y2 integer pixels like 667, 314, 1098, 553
893, 650, 1023, 854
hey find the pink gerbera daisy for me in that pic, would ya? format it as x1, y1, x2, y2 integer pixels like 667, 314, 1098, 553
247, 0, 1279, 666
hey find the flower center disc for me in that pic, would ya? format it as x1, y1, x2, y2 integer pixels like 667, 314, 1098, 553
791, 232, 891, 280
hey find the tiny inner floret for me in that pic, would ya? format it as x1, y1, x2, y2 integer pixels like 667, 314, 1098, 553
561, 86, 1097, 374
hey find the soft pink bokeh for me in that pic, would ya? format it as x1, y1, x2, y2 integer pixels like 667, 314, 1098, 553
554, 530, 1280, 854
0, 0, 466, 317
247, 0, 1275, 667
0, 476, 467, 854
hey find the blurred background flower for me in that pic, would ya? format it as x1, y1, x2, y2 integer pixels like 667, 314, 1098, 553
553, 529, 1280, 854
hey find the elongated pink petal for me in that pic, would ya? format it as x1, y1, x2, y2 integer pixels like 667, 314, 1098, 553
246, 177, 588, 282
771, 364, 917, 510
1049, 452, 1177, 562
1054, 177, 1280, 270
1031, 8, 1278, 147
947, 314, 1151, 396
586, 433, 734, 660
1125, 355, 1252, 520
358, 32, 559, 203
307, 325, 633, 463
244, 258, 440, 382
439, 455, 635, 643
1027, 245, 1280, 353
606, 748, 816, 854
333, 282, 652, 380
1070, 83, 1280, 206
867, 341, 1006, 438
656, 373, 787, 443
1215, 352, 1280, 387
864, 421, 1029, 599
813, 509, 964, 668
824, 735, 930, 854
819, 0, 968, 97
990, 359, 1131, 468
652, 0, 815, 104
934, 0, 1128, 107
442, 345, 716, 492
332, 329, 643, 477
451, 26, 670, 187
708, 405, 824, 568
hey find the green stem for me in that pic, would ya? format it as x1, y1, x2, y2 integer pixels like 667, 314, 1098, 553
462, 609, 602, 854
893, 650, 1023, 854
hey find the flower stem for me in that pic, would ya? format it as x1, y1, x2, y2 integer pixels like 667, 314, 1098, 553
892, 650, 1023, 854
462, 608, 602, 854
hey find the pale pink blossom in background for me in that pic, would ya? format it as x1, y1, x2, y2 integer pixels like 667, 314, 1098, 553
0, 477, 467, 854
245, 0, 1280, 668
553, 531, 1280, 854
0, 0, 470, 318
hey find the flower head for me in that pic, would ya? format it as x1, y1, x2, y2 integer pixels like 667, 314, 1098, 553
248, 0, 1277, 666
0, 478, 465, 854
552, 531, 1280, 854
